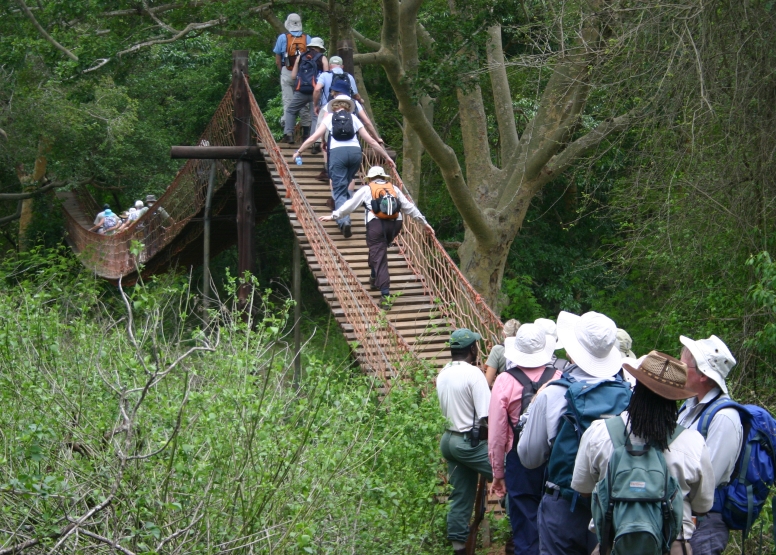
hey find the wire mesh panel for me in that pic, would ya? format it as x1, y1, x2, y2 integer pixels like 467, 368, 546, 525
61, 87, 236, 280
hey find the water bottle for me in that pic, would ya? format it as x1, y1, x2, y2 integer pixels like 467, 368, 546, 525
295, 156, 303, 166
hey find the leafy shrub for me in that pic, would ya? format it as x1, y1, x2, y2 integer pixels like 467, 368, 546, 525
0, 249, 450, 554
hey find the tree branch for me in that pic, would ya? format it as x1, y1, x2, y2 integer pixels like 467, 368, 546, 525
14, 0, 78, 61
0, 179, 70, 200
353, 51, 394, 65
486, 25, 519, 160
117, 18, 226, 56
102, 3, 183, 17
541, 112, 631, 181
352, 29, 381, 52
0, 201, 23, 225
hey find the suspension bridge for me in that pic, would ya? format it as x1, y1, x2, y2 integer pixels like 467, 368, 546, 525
58, 51, 504, 382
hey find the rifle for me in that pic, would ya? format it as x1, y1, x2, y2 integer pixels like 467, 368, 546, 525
465, 475, 488, 555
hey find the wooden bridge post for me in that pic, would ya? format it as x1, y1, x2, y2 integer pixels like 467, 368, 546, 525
293, 238, 302, 385
232, 50, 255, 309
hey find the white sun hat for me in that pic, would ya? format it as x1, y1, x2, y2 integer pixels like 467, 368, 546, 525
504, 323, 552, 368
535, 317, 562, 360
367, 166, 390, 180
284, 13, 302, 33
308, 37, 326, 51
557, 311, 622, 378
679, 334, 736, 394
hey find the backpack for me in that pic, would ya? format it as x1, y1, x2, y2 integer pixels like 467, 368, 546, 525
592, 417, 684, 555
329, 71, 354, 99
693, 399, 776, 538
368, 182, 401, 220
546, 369, 632, 505
295, 50, 323, 94
285, 33, 307, 68
330, 111, 356, 141
504, 366, 557, 448
102, 214, 118, 230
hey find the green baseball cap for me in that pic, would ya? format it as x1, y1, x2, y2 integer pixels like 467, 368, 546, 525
449, 328, 482, 349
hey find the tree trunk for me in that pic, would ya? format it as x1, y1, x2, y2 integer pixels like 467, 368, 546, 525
458, 227, 513, 313
401, 96, 433, 199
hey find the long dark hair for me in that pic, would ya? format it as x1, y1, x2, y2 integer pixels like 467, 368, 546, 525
627, 382, 678, 451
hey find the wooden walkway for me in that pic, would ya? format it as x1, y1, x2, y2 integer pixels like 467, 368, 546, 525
263, 144, 452, 370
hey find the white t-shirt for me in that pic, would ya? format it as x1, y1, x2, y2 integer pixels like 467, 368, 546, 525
436, 361, 491, 433
572, 412, 715, 540
324, 111, 363, 148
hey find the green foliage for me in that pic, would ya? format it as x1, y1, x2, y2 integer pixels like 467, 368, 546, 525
0, 248, 450, 554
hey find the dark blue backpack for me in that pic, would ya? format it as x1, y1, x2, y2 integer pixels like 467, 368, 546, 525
295, 51, 323, 94
546, 368, 632, 508
695, 399, 776, 537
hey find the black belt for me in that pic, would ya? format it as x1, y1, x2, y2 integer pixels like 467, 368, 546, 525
446, 429, 469, 437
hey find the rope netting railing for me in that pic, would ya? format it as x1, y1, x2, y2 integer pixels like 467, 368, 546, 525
357, 147, 504, 350
61, 86, 237, 280
245, 77, 417, 380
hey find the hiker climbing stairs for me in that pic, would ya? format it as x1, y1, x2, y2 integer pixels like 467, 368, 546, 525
265, 145, 453, 370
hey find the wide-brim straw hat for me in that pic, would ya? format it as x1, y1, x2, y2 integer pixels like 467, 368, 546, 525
326, 96, 355, 114
623, 351, 698, 400
557, 311, 623, 378
504, 323, 553, 368
679, 334, 735, 394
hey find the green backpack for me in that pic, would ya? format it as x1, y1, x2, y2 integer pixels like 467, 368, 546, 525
592, 417, 685, 555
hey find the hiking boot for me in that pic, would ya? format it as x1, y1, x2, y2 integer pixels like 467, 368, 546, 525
311, 143, 321, 154
379, 295, 393, 310
301, 126, 310, 142
325, 197, 335, 210
316, 169, 329, 182
369, 276, 378, 290
281, 134, 294, 145
342, 224, 352, 238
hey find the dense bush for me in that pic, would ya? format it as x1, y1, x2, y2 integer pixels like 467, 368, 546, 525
0, 249, 450, 554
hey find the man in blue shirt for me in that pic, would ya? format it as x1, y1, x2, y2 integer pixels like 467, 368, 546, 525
311, 56, 360, 154
272, 13, 311, 130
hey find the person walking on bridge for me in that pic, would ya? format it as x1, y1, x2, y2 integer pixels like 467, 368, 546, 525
294, 98, 391, 236
273, 13, 311, 131
318, 165, 433, 310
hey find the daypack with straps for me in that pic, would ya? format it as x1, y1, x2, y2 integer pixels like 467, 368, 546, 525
688, 398, 776, 538
295, 50, 323, 94
592, 417, 684, 555
546, 369, 632, 505
504, 365, 557, 449
368, 182, 401, 220
285, 33, 307, 68
329, 71, 354, 99
330, 111, 356, 142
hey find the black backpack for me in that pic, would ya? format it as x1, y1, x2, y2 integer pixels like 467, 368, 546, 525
330, 111, 356, 141
295, 51, 323, 94
329, 72, 354, 99
505, 365, 557, 446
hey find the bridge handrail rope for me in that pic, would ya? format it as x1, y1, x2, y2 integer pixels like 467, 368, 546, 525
61, 86, 237, 280
357, 147, 504, 350
244, 75, 416, 381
